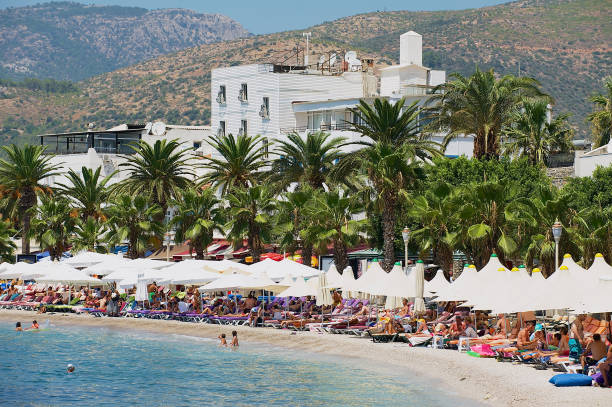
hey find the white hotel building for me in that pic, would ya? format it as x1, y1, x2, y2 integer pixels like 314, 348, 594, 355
210, 31, 475, 158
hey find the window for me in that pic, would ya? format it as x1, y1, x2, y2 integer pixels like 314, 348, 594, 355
217, 85, 226, 104
240, 120, 247, 136
239, 83, 248, 102
260, 97, 270, 119
193, 141, 201, 150
218, 121, 226, 137
263, 137, 269, 158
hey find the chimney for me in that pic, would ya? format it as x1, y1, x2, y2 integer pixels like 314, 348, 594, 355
400, 31, 422, 66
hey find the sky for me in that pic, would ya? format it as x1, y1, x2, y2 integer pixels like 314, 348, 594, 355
1, 0, 510, 34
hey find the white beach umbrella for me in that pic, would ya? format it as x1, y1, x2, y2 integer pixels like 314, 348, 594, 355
129, 258, 172, 270
278, 277, 317, 297
573, 254, 612, 313
83, 256, 133, 276
170, 269, 222, 285
351, 260, 388, 295
339, 266, 356, 298
22, 262, 79, 280
384, 263, 410, 309
324, 264, 343, 287
36, 268, 103, 286
135, 273, 149, 302
589, 253, 612, 280
413, 260, 426, 313
198, 273, 282, 292
315, 271, 333, 306
63, 251, 110, 268
434, 264, 478, 302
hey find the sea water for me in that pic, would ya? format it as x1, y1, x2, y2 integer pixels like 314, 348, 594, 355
0, 321, 477, 406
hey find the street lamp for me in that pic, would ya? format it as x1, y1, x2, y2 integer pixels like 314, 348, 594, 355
552, 220, 563, 271
402, 226, 411, 269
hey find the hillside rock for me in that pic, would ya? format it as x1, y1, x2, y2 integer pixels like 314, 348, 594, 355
0, 2, 249, 81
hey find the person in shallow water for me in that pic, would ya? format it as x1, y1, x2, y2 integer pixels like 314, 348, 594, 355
15, 322, 22, 331
67, 364, 75, 373
230, 331, 239, 347
218, 333, 227, 347
28, 320, 39, 330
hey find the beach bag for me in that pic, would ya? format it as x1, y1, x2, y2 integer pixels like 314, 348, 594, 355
548, 374, 592, 387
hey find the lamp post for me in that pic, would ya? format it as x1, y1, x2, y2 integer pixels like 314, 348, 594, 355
552, 221, 562, 271
402, 227, 411, 269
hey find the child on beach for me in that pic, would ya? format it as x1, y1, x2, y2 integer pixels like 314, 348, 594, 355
218, 333, 227, 347
230, 331, 239, 347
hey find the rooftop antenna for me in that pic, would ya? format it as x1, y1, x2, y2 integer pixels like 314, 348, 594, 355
302, 32, 312, 67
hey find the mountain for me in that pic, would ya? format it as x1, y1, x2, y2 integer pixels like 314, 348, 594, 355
0, 1, 249, 81
0, 0, 610, 145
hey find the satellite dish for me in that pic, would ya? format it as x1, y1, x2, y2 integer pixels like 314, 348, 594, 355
144, 122, 153, 134
344, 51, 357, 61
330, 53, 337, 66
151, 121, 166, 136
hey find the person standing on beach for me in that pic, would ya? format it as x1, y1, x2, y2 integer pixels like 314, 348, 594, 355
230, 331, 239, 347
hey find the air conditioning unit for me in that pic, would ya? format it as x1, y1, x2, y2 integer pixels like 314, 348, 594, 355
259, 104, 269, 119
238, 89, 247, 102
216, 91, 226, 104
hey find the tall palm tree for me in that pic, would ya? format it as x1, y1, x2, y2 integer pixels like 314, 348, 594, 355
0, 218, 16, 262
57, 166, 113, 220
336, 98, 440, 272
269, 131, 346, 190
201, 133, 266, 195
106, 195, 163, 259
275, 189, 315, 266
0, 144, 61, 254
503, 99, 574, 165
406, 182, 457, 278
427, 68, 546, 159
171, 188, 224, 259
225, 185, 276, 262
71, 216, 109, 254
117, 139, 194, 218
587, 76, 612, 148
304, 189, 365, 273
30, 196, 77, 261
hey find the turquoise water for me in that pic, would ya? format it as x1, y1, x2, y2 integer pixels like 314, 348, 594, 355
0, 321, 476, 406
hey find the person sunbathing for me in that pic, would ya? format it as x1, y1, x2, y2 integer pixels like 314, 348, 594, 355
448, 316, 465, 339
517, 321, 537, 350
463, 317, 479, 339
414, 319, 431, 335
582, 333, 608, 370
557, 326, 570, 356
434, 323, 448, 336
354, 302, 369, 316
398, 299, 410, 317
496, 314, 510, 337
598, 345, 612, 387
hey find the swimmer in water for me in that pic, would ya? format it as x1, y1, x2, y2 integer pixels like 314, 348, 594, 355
218, 333, 227, 347
27, 320, 39, 330
67, 364, 75, 373
15, 322, 22, 331
230, 330, 239, 348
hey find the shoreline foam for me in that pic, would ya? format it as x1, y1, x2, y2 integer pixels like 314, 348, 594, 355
1, 310, 609, 406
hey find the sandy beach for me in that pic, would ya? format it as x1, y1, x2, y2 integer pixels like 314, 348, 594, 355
1, 310, 610, 406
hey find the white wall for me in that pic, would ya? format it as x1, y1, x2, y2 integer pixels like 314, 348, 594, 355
575, 154, 612, 177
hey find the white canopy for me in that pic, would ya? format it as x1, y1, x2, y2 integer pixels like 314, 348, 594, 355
170, 269, 221, 285
249, 258, 320, 281
434, 264, 479, 302
324, 264, 343, 287
22, 262, 81, 280
315, 272, 333, 306
339, 266, 356, 297
278, 277, 317, 297
83, 256, 133, 276
384, 263, 410, 309
413, 261, 426, 312
63, 251, 112, 268
36, 268, 103, 285
198, 273, 282, 292
128, 258, 172, 270
425, 269, 450, 296
351, 261, 388, 295
573, 254, 612, 313
201, 259, 251, 274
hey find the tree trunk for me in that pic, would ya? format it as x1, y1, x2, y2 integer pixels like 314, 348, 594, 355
302, 242, 313, 268
194, 240, 204, 260
21, 211, 31, 254
333, 239, 348, 273
381, 193, 397, 273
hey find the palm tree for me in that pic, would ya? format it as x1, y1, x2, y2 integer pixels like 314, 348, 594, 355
0, 218, 16, 262
117, 139, 194, 218
571, 206, 612, 267
503, 99, 574, 165
106, 195, 163, 259
304, 189, 365, 273
428, 68, 545, 159
456, 181, 520, 268
406, 182, 457, 278
57, 166, 113, 220
225, 185, 276, 262
30, 196, 77, 261
71, 216, 109, 254
269, 131, 346, 190
171, 188, 224, 259
587, 76, 612, 147
275, 189, 315, 266
516, 186, 579, 276
0, 144, 61, 254
201, 133, 266, 195
336, 97, 440, 272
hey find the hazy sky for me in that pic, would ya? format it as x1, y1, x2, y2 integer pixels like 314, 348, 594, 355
1, 0, 510, 33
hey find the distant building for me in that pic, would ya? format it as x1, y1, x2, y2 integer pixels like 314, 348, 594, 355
39, 122, 212, 188
574, 141, 612, 177
211, 31, 474, 158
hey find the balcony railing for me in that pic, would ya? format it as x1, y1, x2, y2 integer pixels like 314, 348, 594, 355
280, 122, 354, 134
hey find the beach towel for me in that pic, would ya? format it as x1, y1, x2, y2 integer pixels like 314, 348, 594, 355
568, 339, 583, 362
